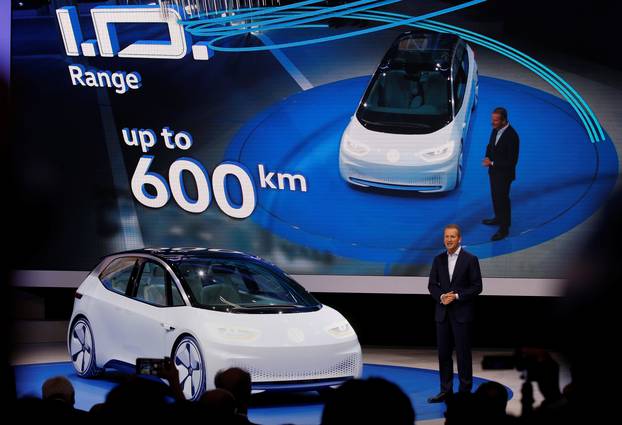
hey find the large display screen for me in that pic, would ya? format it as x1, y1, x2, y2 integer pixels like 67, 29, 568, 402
9, 1, 620, 291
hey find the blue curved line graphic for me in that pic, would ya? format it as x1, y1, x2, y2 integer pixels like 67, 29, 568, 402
346, 10, 601, 142
363, 11, 603, 143
182, 0, 327, 27
423, 19, 605, 141
416, 22, 599, 142
179, 1, 604, 143
185, 0, 401, 37
183, 0, 486, 49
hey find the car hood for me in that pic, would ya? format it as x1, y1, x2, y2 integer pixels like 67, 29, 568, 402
342, 115, 458, 163
190, 305, 358, 347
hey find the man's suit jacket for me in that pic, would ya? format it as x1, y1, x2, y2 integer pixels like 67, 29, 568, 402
485, 125, 520, 181
428, 248, 483, 323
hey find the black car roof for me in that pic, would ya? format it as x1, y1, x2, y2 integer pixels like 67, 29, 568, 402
106, 247, 263, 265
393, 30, 461, 52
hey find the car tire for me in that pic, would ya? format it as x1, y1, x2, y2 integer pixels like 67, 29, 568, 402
455, 143, 464, 189
472, 83, 479, 111
173, 335, 206, 401
68, 317, 102, 378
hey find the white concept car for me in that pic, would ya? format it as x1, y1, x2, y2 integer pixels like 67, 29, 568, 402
68, 248, 362, 401
339, 31, 478, 192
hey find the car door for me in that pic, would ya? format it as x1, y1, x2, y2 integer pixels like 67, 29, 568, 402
92, 256, 141, 366
123, 259, 185, 360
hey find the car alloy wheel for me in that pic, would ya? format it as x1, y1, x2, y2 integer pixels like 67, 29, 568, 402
174, 336, 206, 401
69, 318, 100, 377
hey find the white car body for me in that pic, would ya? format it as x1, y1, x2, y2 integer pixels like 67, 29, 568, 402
68, 248, 362, 400
340, 31, 479, 192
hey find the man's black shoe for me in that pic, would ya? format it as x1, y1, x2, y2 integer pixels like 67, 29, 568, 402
491, 229, 509, 241
427, 391, 452, 403
482, 218, 499, 225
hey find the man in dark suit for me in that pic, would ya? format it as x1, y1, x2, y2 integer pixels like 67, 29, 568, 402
482, 107, 520, 241
427, 224, 483, 403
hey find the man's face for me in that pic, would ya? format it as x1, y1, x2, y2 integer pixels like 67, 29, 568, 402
444, 228, 461, 252
491, 112, 506, 130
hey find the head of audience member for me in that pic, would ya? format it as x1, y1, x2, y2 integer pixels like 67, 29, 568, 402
198, 389, 236, 421
444, 391, 477, 425
474, 381, 509, 420
42, 376, 75, 406
214, 367, 252, 415
321, 377, 415, 425
101, 375, 175, 419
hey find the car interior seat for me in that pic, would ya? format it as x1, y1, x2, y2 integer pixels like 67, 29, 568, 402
200, 267, 243, 306
378, 69, 424, 110
412, 72, 448, 115
141, 265, 166, 305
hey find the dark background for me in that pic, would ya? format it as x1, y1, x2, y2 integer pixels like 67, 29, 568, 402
7, 0, 612, 354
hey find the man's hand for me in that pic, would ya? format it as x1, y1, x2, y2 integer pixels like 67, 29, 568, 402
157, 357, 185, 401
156, 357, 179, 384
441, 292, 457, 305
482, 157, 492, 167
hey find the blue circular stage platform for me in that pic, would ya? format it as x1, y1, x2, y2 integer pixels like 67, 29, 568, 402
14, 362, 509, 423
225, 75, 618, 263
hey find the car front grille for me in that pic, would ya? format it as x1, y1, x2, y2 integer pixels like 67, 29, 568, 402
351, 173, 446, 187
229, 352, 361, 383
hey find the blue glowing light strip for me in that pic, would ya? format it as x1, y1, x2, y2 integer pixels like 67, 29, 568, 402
184, 0, 402, 37
178, 1, 603, 143
182, 0, 487, 49
182, 0, 327, 28
423, 19, 605, 141
349, 9, 603, 142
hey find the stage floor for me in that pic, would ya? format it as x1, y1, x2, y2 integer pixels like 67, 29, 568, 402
11, 343, 570, 424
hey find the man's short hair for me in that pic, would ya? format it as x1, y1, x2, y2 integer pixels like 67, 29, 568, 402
214, 367, 252, 407
492, 107, 508, 121
42, 376, 75, 405
444, 224, 462, 237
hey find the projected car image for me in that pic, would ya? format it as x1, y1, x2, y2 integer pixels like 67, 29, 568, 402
67, 248, 362, 401
339, 31, 478, 192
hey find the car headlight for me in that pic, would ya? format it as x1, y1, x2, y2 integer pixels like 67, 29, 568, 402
342, 135, 370, 157
326, 321, 355, 339
420, 142, 455, 162
215, 326, 260, 342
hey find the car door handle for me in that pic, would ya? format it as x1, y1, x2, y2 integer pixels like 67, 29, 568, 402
160, 323, 175, 332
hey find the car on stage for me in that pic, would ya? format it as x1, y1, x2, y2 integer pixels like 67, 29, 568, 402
339, 30, 478, 193
68, 248, 362, 401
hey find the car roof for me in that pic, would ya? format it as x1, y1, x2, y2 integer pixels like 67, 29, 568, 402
393, 31, 461, 53
106, 247, 264, 265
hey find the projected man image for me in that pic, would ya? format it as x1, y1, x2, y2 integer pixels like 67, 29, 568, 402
427, 224, 482, 403
482, 107, 520, 241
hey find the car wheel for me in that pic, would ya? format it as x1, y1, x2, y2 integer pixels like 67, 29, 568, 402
173, 335, 206, 401
69, 317, 101, 378
455, 145, 464, 188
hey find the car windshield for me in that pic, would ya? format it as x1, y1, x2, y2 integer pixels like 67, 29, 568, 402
174, 258, 321, 313
356, 45, 453, 135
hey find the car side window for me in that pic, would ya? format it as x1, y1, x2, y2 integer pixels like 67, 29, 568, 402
171, 280, 185, 306
134, 261, 169, 307
133, 261, 185, 307
453, 50, 468, 113
99, 257, 138, 295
